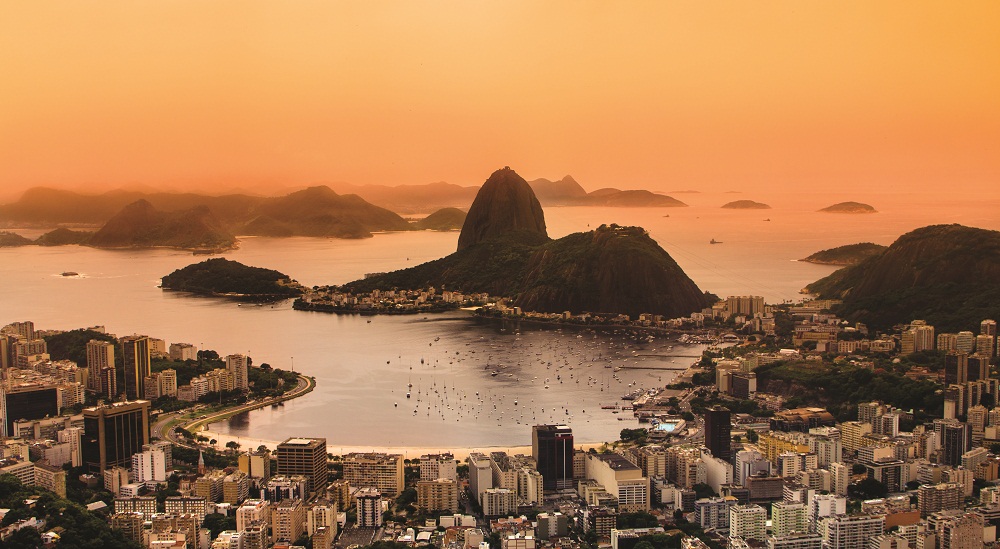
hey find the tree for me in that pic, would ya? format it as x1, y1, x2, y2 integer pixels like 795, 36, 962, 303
746, 430, 759, 443
849, 477, 888, 500
693, 483, 717, 499
226, 441, 241, 452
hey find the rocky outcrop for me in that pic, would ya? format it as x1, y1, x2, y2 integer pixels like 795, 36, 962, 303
88, 200, 236, 250
807, 224, 1000, 331
456, 167, 547, 251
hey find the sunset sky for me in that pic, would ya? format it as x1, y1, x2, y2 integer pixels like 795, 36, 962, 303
2, 1, 998, 198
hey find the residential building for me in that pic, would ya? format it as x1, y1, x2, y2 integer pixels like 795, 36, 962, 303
417, 477, 459, 513
420, 453, 457, 481
342, 452, 404, 496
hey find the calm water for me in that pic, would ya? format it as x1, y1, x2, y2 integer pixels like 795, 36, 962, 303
2, 191, 998, 446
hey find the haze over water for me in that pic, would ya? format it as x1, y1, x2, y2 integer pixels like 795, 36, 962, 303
3, 190, 998, 447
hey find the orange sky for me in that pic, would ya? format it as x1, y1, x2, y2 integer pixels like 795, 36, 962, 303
1, 1, 998, 197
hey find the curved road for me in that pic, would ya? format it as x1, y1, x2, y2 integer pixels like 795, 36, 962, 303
152, 373, 314, 449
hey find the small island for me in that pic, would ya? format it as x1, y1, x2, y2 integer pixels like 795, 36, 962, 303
161, 258, 304, 300
800, 242, 887, 266
818, 201, 877, 214
721, 200, 771, 210
412, 207, 467, 231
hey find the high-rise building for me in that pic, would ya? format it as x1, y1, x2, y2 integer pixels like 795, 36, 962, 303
944, 352, 969, 385
955, 332, 975, 354
819, 514, 885, 549
918, 483, 962, 517
356, 487, 383, 527
85, 340, 115, 394
226, 354, 249, 391
169, 342, 198, 362
271, 498, 306, 543
532, 424, 574, 490
82, 400, 151, 473
416, 477, 459, 513
771, 502, 809, 537
941, 423, 971, 467
0, 378, 60, 436
131, 445, 167, 482
468, 452, 494, 504
239, 449, 272, 480
705, 406, 732, 463
276, 437, 328, 494
968, 354, 990, 382
930, 510, 983, 549
419, 453, 457, 481
729, 504, 767, 542
342, 452, 404, 497
121, 336, 151, 400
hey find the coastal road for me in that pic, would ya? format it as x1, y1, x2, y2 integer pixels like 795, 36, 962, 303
152, 373, 315, 449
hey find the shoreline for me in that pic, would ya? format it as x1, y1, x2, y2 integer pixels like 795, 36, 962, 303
194, 427, 609, 461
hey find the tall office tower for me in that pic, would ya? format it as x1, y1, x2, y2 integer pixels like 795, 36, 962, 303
82, 400, 151, 473
532, 425, 574, 490
86, 339, 116, 394
121, 336, 151, 400
276, 437, 328, 494
704, 406, 732, 462
226, 354, 249, 391
941, 423, 971, 467
0, 379, 60, 436
944, 352, 969, 385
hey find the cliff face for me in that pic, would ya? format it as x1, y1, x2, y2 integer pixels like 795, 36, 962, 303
89, 200, 236, 250
808, 224, 1000, 331
515, 225, 710, 318
456, 167, 548, 251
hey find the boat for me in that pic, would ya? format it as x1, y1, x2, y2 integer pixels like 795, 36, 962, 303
710, 239, 722, 244
61, 271, 78, 277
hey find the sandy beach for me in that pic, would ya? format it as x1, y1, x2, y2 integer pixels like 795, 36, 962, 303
198, 427, 609, 460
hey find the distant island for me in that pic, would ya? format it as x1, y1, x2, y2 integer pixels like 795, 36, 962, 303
89, 199, 237, 251
818, 201, 877, 214
161, 258, 304, 300
806, 224, 1000, 331
800, 242, 887, 266
0, 230, 33, 247
412, 207, 466, 231
525, 176, 689, 208
721, 200, 771, 210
